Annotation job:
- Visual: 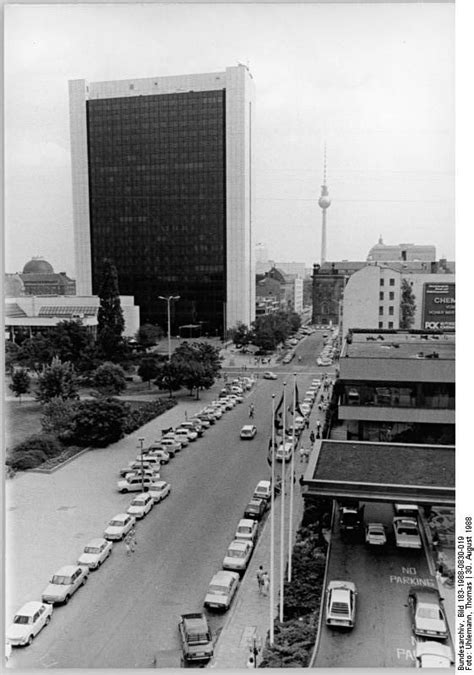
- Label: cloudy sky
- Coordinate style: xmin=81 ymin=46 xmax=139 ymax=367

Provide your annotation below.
xmin=5 ymin=1 xmax=454 ymax=275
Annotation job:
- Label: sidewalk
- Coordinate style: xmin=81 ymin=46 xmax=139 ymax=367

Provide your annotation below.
xmin=211 ymin=377 xmax=330 ymax=668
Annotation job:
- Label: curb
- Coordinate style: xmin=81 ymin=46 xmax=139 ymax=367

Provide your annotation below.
xmin=29 ymin=446 xmax=92 ymax=474
xmin=309 ymin=499 xmax=336 ymax=668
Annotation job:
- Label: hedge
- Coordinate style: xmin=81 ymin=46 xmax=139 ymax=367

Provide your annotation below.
xmin=9 ymin=434 xmax=62 ymax=459
xmin=123 ymin=398 xmax=177 ymax=434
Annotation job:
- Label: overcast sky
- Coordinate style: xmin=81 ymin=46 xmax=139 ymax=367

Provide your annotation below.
xmin=4 ymin=2 xmax=454 ymax=275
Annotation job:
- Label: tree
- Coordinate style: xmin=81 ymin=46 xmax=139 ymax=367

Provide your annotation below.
xmin=137 ymin=357 xmax=160 ymax=388
xmin=180 ymin=360 xmax=214 ymax=399
xmin=97 ymin=259 xmax=125 ymax=360
xmin=92 ymin=362 xmax=127 ymax=396
xmin=135 ymin=324 xmax=164 ymax=348
xmin=154 ymin=361 xmax=184 ymax=397
xmin=232 ymin=323 xmax=252 ymax=348
xmin=41 ymin=397 xmax=76 ymax=441
xmin=17 ymin=334 xmax=56 ymax=372
xmin=400 ymin=279 xmax=417 ymax=329
xmin=36 ymin=357 xmax=79 ymax=403
xmin=70 ymin=398 xmax=128 ymax=447
xmin=9 ymin=368 xmax=31 ymax=402
xmin=5 ymin=342 xmax=20 ymax=375
xmin=48 ymin=321 xmax=96 ymax=372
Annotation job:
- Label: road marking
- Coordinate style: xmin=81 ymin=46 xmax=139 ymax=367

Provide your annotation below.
xmin=389 ymin=574 xmax=435 ymax=587
xmin=396 ymin=648 xmax=415 ymax=661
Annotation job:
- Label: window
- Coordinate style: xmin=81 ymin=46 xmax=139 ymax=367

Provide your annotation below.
xmin=389 ymin=306 xmax=394 ymax=316
xmin=379 ymin=292 xmax=384 ymax=300
xmin=389 ymin=292 xmax=394 ymax=300
xmin=379 ymin=306 xmax=383 ymax=315
xmin=388 ymin=322 xmax=394 ymax=329
xmin=380 ymin=278 xmax=384 ymax=287
xmin=378 ymin=321 xmax=383 ymax=328
xmin=389 ymin=278 xmax=395 ymax=286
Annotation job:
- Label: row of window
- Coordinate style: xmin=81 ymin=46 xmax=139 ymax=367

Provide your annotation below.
xmin=380 ymin=278 xmax=396 ymax=286
xmin=379 ymin=291 xmax=395 ymax=300
xmin=379 ymin=321 xmax=394 ymax=329
xmin=379 ymin=306 xmax=395 ymax=316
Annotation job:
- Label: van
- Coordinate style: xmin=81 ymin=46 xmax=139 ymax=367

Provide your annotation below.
xmin=253 ymin=480 xmax=271 ymax=501
xmin=394 ymin=503 xmax=419 ymax=519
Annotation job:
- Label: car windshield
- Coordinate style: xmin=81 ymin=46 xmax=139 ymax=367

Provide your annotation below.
xmin=13 ymin=615 xmax=32 ymax=625
xmin=51 ymin=575 xmax=72 ymax=585
xmin=84 ymin=546 xmax=100 ymax=554
xmin=131 ymin=499 xmax=145 ymax=505
xmin=370 ymin=528 xmax=384 ymax=536
xmin=238 ymin=527 xmax=251 ymax=534
xmin=209 ymin=585 xmax=228 ymax=595
xmin=228 ymin=549 xmax=245 ymax=558
xmin=418 ymin=606 xmax=443 ymax=620
xmin=110 ymin=520 xmax=124 ymax=527
xmin=399 ymin=526 xmax=418 ymax=536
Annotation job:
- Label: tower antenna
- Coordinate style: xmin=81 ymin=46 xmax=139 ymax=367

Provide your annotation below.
xmin=318 ymin=143 xmax=331 ymax=265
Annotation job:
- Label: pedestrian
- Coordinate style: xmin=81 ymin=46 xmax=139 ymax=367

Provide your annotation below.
xmin=249 ymin=403 xmax=255 ymax=419
xmin=299 ymin=447 xmax=306 ymax=462
xmin=316 ymin=420 xmax=321 ymax=431
xmin=125 ymin=540 xmax=132 ymax=556
xmin=316 ymin=429 xmax=321 ymax=439
xmin=129 ymin=526 xmax=137 ymax=551
xmin=261 ymin=572 xmax=270 ymax=597
xmin=305 ymin=417 xmax=310 ymax=429
xmin=256 ymin=566 xmax=264 ymax=594
xmin=299 ymin=473 xmax=304 ymax=486
xmin=309 ymin=430 xmax=315 ymax=444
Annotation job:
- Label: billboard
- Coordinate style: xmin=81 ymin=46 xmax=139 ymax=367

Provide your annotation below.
xmin=422 ymin=282 xmax=455 ymax=331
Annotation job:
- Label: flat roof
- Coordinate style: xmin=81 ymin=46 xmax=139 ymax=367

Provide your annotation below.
xmin=343 ymin=334 xmax=455 ymax=361
xmin=312 ymin=441 xmax=454 ymax=488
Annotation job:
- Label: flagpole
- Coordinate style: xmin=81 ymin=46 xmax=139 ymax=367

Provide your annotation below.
xmin=279 ymin=381 xmax=287 ymax=622
xmin=269 ymin=394 xmax=276 ymax=645
xmin=288 ymin=372 xmax=297 ymax=581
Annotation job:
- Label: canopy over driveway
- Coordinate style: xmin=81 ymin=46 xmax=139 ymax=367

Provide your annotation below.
xmin=302 ymin=440 xmax=454 ymax=506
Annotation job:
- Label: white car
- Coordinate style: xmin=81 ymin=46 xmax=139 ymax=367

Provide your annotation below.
xmin=137 ymin=451 xmax=170 ymax=465
xmin=104 ymin=513 xmax=136 ymax=541
xmin=164 ymin=431 xmax=189 ymax=446
xmin=311 ymin=379 xmax=321 ymax=387
xmin=205 ymin=406 xmax=223 ymax=419
xmin=193 ymin=416 xmax=210 ymax=429
xmin=235 ymin=518 xmax=259 ymax=543
xmin=175 ymin=427 xmax=198 ymax=442
xmin=204 ymin=570 xmax=239 ymax=611
xmin=303 ymin=397 xmax=314 ymax=407
xmin=263 ymin=371 xmax=277 ymax=380
xmin=148 ymin=480 xmax=171 ymax=503
xmin=160 ymin=438 xmax=182 ymax=453
xmin=253 ymin=480 xmax=272 ymax=502
xmin=393 ymin=517 xmax=422 ymax=549
xmin=117 ymin=474 xmax=162 ymax=493
xmin=77 ymin=538 xmax=113 ymax=569
xmin=219 ymin=398 xmax=235 ymax=410
xmin=294 ymin=416 xmax=306 ymax=431
xmin=180 ymin=421 xmax=203 ymax=437
xmin=124 ymin=467 xmax=161 ymax=482
xmin=276 ymin=441 xmax=293 ymax=462
xmin=41 ymin=565 xmax=89 ymax=604
xmin=228 ymin=393 xmax=244 ymax=403
xmin=240 ymin=425 xmax=257 ymax=440
xmin=415 ymin=641 xmax=454 ymax=668
xmin=305 ymin=390 xmax=316 ymax=401
xmin=365 ymin=523 xmax=387 ymax=546
xmin=127 ymin=492 xmax=154 ymax=519
xmin=326 ymin=580 xmax=357 ymax=628
xmin=6 ymin=602 xmax=53 ymax=646
xmin=119 ymin=461 xmax=160 ymax=477
xmin=222 ymin=539 xmax=253 ymax=572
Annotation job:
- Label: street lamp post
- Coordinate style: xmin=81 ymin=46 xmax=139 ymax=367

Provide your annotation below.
xmin=158 ymin=295 xmax=180 ymax=361
xmin=137 ymin=437 xmax=145 ymax=491
xmin=247 ymin=634 xmax=262 ymax=668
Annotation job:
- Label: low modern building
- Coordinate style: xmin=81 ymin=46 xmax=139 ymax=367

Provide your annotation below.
xmin=5 ymin=295 xmax=140 ymax=341
xmin=335 ymin=330 xmax=455 ymax=445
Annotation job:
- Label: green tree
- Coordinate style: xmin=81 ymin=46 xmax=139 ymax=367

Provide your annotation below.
xmin=17 ymin=334 xmax=56 ymax=372
xmin=9 ymin=368 xmax=31 ymax=402
xmin=180 ymin=360 xmax=214 ymax=399
xmin=154 ymin=361 xmax=184 ymax=397
xmin=41 ymin=397 xmax=76 ymax=441
xmin=97 ymin=259 xmax=125 ymax=360
xmin=137 ymin=357 xmax=160 ymax=388
xmin=92 ymin=362 xmax=127 ymax=396
xmin=48 ymin=321 xmax=96 ymax=371
xmin=36 ymin=357 xmax=79 ymax=403
xmin=70 ymin=398 xmax=128 ymax=447
xmin=135 ymin=323 xmax=164 ymax=348
xmin=232 ymin=323 xmax=252 ymax=348
xmin=5 ymin=342 xmax=20 ymax=375
xmin=400 ymin=279 xmax=417 ymax=329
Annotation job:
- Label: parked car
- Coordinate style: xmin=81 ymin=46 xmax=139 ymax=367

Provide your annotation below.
xmin=178 ymin=612 xmax=214 ymax=664
xmin=138 ymin=450 xmax=170 ymax=465
xmin=193 ymin=415 xmax=211 ymax=429
xmin=394 ymin=503 xmax=419 ymax=519
xmin=253 ymin=480 xmax=272 ymax=502
xmin=148 ymin=480 xmax=171 ymax=503
xmin=41 ymin=565 xmax=89 ymax=604
xmin=204 ymin=570 xmax=239 ymax=611
xmin=77 ymin=538 xmax=113 ymax=569
xmin=160 ymin=438 xmax=182 ymax=453
xmin=181 ymin=420 xmax=203 ymax=437
xmin=117 ymin=474 xmax=162 ymax=493
xmin=104 ymin=513 xmax=136 ymax=541
xmin=407 ymin=587 xmax=448 ymax=640
xmin=240 ymin=424 xmax=257 ymax=440
xmin=415 ymin=641 xmax=454 ymax=668
xmin=263 ymin=371 xmax=277 ymax=380
xmin=163 ymin=431 xmax=188 ymax=447
xmin=294 ymin=416 xmax=306 ymax=431
xmin=235 ymin=518 xmax=259 ymax=543
xmin=176 ymin=427 xmax=198 ymax=443
xmin=222 ymin=539 xmax=253 ymax=573
xmin=198 ymin=412 xmax=216 ymax=424
xmin=124 ymin=467 xmax=161 ymax=482
xmin=365 ymin=522 xmax=387 ymax=547
xmin=228 ymin=393 xmax=244 ymax=404
xmin=325 ymin=580 xmax=357 ymax=628
xmin=127 ymin=492 xmax=154 ymax=519
xmin=119 ymin=461 xmax=160 ymax=477
xmin=393 ymin=517 xmax=422 ymax=549
xmin=6 ymin=602 xmax=53 ymax=646
xmin=276 ymin=441 xmax=293 ymax=462
xmin=244 ymin=498 xmax=267 ymax=521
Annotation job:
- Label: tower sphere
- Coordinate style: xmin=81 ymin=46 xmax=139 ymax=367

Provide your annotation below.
xmin=318 ymin=195 xmax=331 ymax=209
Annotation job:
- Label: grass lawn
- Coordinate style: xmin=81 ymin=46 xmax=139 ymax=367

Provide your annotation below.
xmin=4 ymin=400 xmax=44 ymax=450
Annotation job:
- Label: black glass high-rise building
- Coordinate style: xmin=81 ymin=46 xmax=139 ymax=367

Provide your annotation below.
xmin=69 ymin=67 xmax=255 ymax=334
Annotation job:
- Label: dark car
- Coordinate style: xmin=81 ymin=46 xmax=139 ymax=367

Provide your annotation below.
xmin=407 ymin=587 xmax=448 ymax=640
xmin=244 ymin=498 xmax=267 ymax=521
xmin=178 ymin=613 xmax=214 ymax=663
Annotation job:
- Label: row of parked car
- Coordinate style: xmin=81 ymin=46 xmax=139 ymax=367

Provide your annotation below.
xmin=274 ymin=378 xmax=321 ymax=462
xmin=281 ymin=326 xmax=315 ymax=364
xmin=178 ymin=479 xmax=271 ymax=664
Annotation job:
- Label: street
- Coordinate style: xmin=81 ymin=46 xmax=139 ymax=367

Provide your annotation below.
xmin=6 ymin=333 xmax=324 ymax=668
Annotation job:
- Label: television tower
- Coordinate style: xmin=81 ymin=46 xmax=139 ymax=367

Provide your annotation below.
xmin=318 ymin=146 xmax=331 ymax=264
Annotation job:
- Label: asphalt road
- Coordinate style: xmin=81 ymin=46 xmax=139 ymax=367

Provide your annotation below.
xmin=8 ymin=351 xmax=320 ymax=668
xmin=315 ymin=501 xmax=437 ymax=668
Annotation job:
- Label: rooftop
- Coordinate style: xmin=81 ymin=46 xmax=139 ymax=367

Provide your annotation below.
xmin=343 ymin=332 xmax=455 ymax=361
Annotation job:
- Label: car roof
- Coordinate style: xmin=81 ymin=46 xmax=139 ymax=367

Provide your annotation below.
xmin=85 ymin=538 xmax=107 ymax=547
xmin=211 ymin=570 xmax=239 ymax=583
xmin=367 ymin=522 xmax=384 ymax=529
xmin=182 ymin=613 xmax=209 ymax=631
xmin=16 ymin=601 xmax=46 ymax=616
xmin=54 ymin=565 xmax=80 ymax=575
xmin=247 ymin=498 xmax=263 ymax=506
xmin=237 ymin=518 xmax=256 ymax=528
xmin=132 ymin=492 xmax=151 ymax=500
xmin=111 ymin=513 xmax=130 ymax=521
xmin=241 ymin=425 xmax=255 ymax=431
xmin=256 ymin=480 xmax=271 ymax=488
xmin=328 ymin=580 xmax=356 ymax=593
xmin=229 ymin=540 xmax=250 ymax=550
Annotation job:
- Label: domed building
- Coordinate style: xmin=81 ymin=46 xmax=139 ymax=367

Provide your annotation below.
xmin=19 ymin=257 xmax=76 ymax=296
